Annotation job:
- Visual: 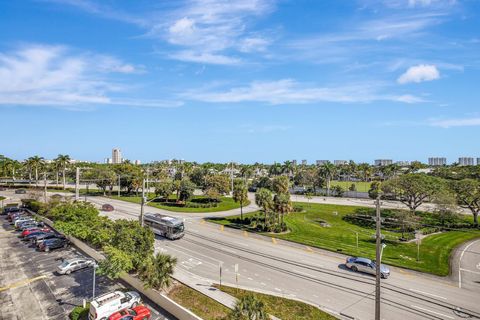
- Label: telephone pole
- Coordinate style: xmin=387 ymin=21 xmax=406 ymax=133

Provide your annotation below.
xmin=140 ymin=178 xmax=145 ymax=227
xmin=75 ymin=167 xmax=80 ymax=201
xmin=375 ymin=194 xmax=381 ymax=320
xmin=43 ymin=172 xmax=47 ymax=203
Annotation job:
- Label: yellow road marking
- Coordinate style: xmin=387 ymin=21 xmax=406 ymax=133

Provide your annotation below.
xmin=0 ymin=275 xmax=47 ymax=292
xmin=220 ymin=225 xmax=224 ymax=231
xmin=271 ymin=237 xmax=277 ymax=244
xmin=243 ymin=231 xmax=248 ymax=237
xmin=305 ymin=246 xmax=313 ymax=253
xmin=201 ymin=220 xmax=205 ymax=225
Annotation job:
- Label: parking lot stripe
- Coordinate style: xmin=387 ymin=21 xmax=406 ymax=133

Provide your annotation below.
xmin=0 ymin=275 xmax=47 ymax=292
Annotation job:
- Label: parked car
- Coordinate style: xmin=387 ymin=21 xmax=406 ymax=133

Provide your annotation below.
xmin=24 ymin=230 xmax=54 ymax=242
xmin=57 ymin=258 xmax=95 ymax=275
xmin=2 ymin=206 xmax=22 ymax=215
xmin=108 ymin=306 xmax=151 ymax=320
xmin=32 ymin=233 xmax=65 ymax=246
xmin=89 ymin=291 xmax=142 ymax=320
xmin=7 ymin=211 xmax=26 ymax=221
xmin=345 ymin=257 xmax=390 ymax=279
xmin=38 ymin=237 xmax=69 ymax=252
xmin=15 ymin=189 xmax=27 ymax=194
xmin=101 ymin=204 xmax=114 ymax=212
xmin=14 ymin=217 xmax=35 ymax=228
xmin=21 ymin=227 xmax=51 ymax=237
xmin=0 ymin=186 xmax=7 ymax=191
xmin=17 ymin=220 xmax=43 ymax=230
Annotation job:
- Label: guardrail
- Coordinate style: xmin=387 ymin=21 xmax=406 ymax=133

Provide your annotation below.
xmin=29 ymin=210 xmax=203 ymax=320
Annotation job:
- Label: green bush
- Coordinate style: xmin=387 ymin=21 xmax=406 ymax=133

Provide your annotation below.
xmin=69 ymin=304 xmax=90 ymax=320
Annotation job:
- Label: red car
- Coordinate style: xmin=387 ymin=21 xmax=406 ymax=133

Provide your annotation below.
xmin=21 ymin=227 xmax=50 ymax=237
xmin=108 ymin=306 xmax=151 ymax=320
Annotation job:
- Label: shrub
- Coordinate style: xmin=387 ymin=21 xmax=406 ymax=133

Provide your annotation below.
xmin=69 ymin=304 xmax=90 ymax=320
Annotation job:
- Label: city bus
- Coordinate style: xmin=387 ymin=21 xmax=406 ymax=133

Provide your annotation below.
xmin=143 ymin=213 xmax=185 ymax=240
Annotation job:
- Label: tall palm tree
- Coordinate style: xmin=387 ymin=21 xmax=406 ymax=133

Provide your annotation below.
xmin=318 ymin=161 xmax=336 ymax=196
xmin=54 ymin=154 xmax=71 ymax=189
xmin=268 ymin=162 xmax=283 ymax=176
xmin=255 ymin=188 xmax=273 ymax=230
xmin=273 ymin=193 xmax=292 ymax=225
xmin=26 ymin=156 xmax=45 ymax=186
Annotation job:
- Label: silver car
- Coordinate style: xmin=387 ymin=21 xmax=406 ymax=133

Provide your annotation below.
xmin=57 ymin=258 xmax=95 ymax=275
xmin=346 ymin=257 xmax=390 ymax=279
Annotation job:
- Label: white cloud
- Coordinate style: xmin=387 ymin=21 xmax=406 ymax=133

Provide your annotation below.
xmin=169 ymin=51 xmax=242 ymax=65
xmin=393 ymin=94 xmax=426 ymax=103
xmin=184 ymin=79 xmax=424 ymax=105
xmin=429 ymin=117 xmax=480 ymax=128
xmin=0 ymin=45 xmax=179 ymax=108
xmin=397 ymin=64 xmax=440 ymax=84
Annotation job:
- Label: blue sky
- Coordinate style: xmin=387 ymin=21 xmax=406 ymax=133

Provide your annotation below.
xmin=0 ymin=0 xmax=479 ymax=164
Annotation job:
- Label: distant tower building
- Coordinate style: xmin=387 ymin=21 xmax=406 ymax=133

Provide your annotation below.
xmin=334 ymin=160 xmax=348 ymax=166
xmin=104 ymin=158 xmax=112 ymax=164
xmin=292 ymin=160 xmax=297 ymax=166
xmin=301 ymin=159 xmax=307 ymax=165
xmin=395 ymin=161 xmax=410 ymax=167
xmin=112 ymin=148 xmax=123 ymax=164
xmin=316 ymin=160 xmax=329 ymax=166
xmin=428 ymin=157 xmax=446 ymax=166
xmin=458 ymin=157 xmax=474 ymax=166
xmin=134 ymin=160 xmax=141 ymax=165
xmin=374 ymin=159 xmax=393 ymax=166
xmin=477 ymin=158 xmax=480 ymax=165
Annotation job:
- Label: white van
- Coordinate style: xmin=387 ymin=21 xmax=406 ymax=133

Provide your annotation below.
xmin=88 ymin=291 xmax=141 ymax=320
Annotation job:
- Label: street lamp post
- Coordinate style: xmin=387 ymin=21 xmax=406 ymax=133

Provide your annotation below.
xmin=92 ymin=263 xmax=98 ymax=300
xmin=139 ymin=178 xmax=163 ymax=227
xmin=375 ymin=195 xmax=382 ymax=320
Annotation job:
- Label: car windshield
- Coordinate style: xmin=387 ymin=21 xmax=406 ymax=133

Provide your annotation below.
xmin=60 ymin=261 xmax=70 ymax=268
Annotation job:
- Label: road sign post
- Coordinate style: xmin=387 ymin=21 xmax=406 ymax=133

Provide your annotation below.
xmin=235 ymin=263 xmax=239 ymax=291
xmin=219 ymin=262 xmax=223 ymax=288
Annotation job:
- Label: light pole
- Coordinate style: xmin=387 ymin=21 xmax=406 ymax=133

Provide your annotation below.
xmin=375 ymin=195 xmax=382 ymax=320
xmin=139 ymin=178 xmax=163 ymax=227
xmin=117 ymin=174 xmax=121 ymax=197
xmin=92 ymin=262 xmax=98 ymax=300
xmin=43 ymin=172 xmax=47 ymax=203
xmin=75 ymin=167 xmax=80 ymax=201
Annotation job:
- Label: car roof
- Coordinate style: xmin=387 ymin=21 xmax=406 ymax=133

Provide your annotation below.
xmin=65 ymin=258 xmax=89 ymax=263
xmin=355 ymin=257 xmax=373 ymax=264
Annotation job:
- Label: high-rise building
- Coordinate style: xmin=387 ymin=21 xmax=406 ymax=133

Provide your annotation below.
xmin=104 ymin=158 xmax=112 ymax=164
xmin=374 ymin=159 xmax=393 ymax=166
xmin=477 ymin=158 xmax=480 ymax=165
xmin=334 ymin=160 xmax=348 ymax=166
xmin=316 ymin=160 xmax=329 ymax=166
xmin=292 ymin=160 xmax=297 ymax=166
xmin=458 ymin=157 xmax=474 ymax=166
xmin=428 ymin=157 xmax=446 ymax=166
xmin=301 ymin=159 xmax=307 ymax=165
xmin=134 ymin=160 xmax=141 ymax=165
xmin=395 ymin=161 xmax=410 ymax=167
xmin=112 ymin=148 xmax=123 ymax=164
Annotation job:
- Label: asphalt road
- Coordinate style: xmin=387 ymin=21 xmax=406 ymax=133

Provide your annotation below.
xmin=83 ymin=195 xmax=480 ymax=320
xmin=0 ymin=208 xmax=173 ymax=320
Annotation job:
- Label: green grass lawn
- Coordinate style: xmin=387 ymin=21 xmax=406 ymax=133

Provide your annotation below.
xmin=208 ymin=202 xmax=480 ymax=276
xmin=330 ymin=180 xmax=371 ymax=192
xmin=217 ymin=285 xmax=336 ymax=320
xmin=110 ymin=194 xmax=250 ymax=213
xmin=168 ymin=283 xmax=230 ymax=320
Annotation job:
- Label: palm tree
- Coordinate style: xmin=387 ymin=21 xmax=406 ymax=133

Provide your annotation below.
xmin=255 ymin=188 xmax=273 ymax=230
xmin=268 ymin=162 xmax=283 ymax=176
xmin=282 ymin=160 xmax=295 ymax=178
xmin=273 ymin=193 xmax=292 ymax=226
xmin=26 ymin=156 xmax=45 ymax=186
xmin=318 ymin=161 xmax=336 ymax=196
xmin=54 ymin=154 xmax=71 ymax=189
xmin=230 ymin=294 xmax=268 ymax=320
xmin=138 ymin=253 xmax=177 ymax=290
xmin=357 ymin=163 xmax=372 ymax=182
xmin=233 ymin=182 xmax=248 ymax=220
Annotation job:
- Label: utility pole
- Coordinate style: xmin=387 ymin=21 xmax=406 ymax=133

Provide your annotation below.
xmin=146 ymin=168 xmax=150 ymax=196
xmin=43 ymin=172 xmax=47 ymax=203
xmin=139 ymin=178 xmax=145 ymax=227
xmin=230 ymin=161 xmax=234 ymax=196
xmin=375 ymin=195 xmax=381 ymax=320
xmin=75 ymin=167 xmax=80 ymax=201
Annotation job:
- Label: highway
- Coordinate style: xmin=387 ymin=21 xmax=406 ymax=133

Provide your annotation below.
xmin=84 ymin=195 xmax=480 ymax=320
xmin=2 ymin=190 xmax=479 ymax=320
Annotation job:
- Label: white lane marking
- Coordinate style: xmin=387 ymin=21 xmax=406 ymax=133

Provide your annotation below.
xmin=254 ymin=273 xmax=259 ymax=277
xmin=460 ymin=268 xmax=480 ymax=275
xmin=459 ymin=239 xmax=480 ymax=288
xmin=238 ymin=242 xmax=249 ymax=247
xmin=260 ymin=282 xmax=266 ymax=286
xmin=410 ymin=305 xmax=454 ymax=319
xmin=274 ymin=288 xmax=282 ymax=292
xmin=247 ymin=277 xmax=253 ymax=281
xmin=291 ymin=268 xmax=317 ymax=278
xmin=167 ymin=242 xmax=222 ymax=265
xmin=409 ymin=289 xmax=447 ymax=300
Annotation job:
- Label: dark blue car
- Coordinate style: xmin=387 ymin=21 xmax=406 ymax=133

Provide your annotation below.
xmin=38 ymin=237 xmax=69 ymax=252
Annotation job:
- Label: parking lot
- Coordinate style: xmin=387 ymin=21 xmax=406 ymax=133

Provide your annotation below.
xmin=0 ymin=211 xmax=174 ymax=320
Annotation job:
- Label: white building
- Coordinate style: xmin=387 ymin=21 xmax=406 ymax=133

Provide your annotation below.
xmin=104 ymin=158 xmax=112 ymax=164
xmin=134 ymin=160 xmax=141 ymax=165
xmin=374 ymin=159 xmax=393 ymax=166
xmin=112 ymin=148 xmax=122 ymax=164
xmin=301 ymin=159 xmax=307 ymax=165
xmin=477 ymin=158 xmax=480 ymax=165
xmin=316 ymin=160 xmax=329 ymax=166
xmin=428 ymin=157 xmax=446 ymax=166
xmin=458 ymin=157 xmax=474 ymax=166
xmin=395 ymin=161 xmax=410 ymax=167
xmin=334 ymin=160 xmax=348 ymax=166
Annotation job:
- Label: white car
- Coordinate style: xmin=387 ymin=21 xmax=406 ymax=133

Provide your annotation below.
xmin=56 ymin=258 xmax=95 ymax=275
xmin=89 ymin=291 xmax=141 ymax=320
